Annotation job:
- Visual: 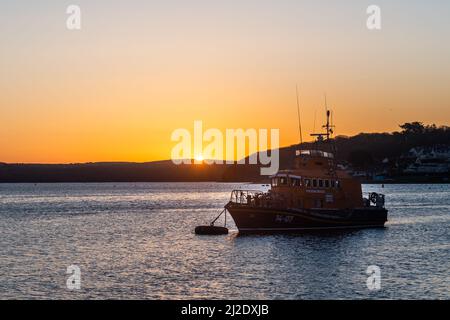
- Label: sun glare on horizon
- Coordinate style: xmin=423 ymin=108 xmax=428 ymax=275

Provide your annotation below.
xmin=195 ymin=155 xmax=204 ymax=162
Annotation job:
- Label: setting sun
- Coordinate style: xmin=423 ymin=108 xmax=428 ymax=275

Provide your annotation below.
xmin=195 ymin=155 xmax=204 ymax=162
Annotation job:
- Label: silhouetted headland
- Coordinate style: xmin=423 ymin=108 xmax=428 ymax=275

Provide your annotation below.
xmin=1 ymin=123 xmax=449 ymax=183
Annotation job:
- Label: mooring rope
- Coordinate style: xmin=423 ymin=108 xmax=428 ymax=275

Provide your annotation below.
xmin=210 ymin=208 xmax=227 ymax=227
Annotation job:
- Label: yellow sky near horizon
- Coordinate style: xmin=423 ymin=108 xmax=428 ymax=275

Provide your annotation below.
xmin=1 ymin=1 xmax=450 ymax=163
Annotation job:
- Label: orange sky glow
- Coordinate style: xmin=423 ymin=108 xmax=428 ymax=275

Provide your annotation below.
xmin=1 ymin=1 xmax=449 ymax=163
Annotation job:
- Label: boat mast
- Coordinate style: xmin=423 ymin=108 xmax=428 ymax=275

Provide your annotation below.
xmin=310 ymin=95 xmax=334 ymax=142
xmin=322 ymin=94 xmax=334 ymax=140
xmin=296 ymin=85 xmax=303 ymax=145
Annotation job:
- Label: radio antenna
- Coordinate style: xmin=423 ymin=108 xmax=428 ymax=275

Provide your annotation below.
xmin=322 ymin=93 xmax=334 ymax=140
xmin=330 ymin=110 xmax=334 ymax=138
xmin=296 ymin=85 xmax=303 ymax=144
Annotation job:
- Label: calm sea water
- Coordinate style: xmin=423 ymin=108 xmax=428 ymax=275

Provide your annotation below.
xmin=0 ymin=183 xmax=448 ymax=300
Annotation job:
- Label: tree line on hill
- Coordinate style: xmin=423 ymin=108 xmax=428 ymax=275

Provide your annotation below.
xmin=333 ymin=122 xmax=450 ymax=169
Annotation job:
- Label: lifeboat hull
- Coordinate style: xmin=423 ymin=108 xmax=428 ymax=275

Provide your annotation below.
xmin=225 ymin=202 xmax=388 ymax=234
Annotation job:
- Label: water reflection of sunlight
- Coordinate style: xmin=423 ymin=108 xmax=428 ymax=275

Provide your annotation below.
xmin=388 ymin=214 xmax=450 ymax=225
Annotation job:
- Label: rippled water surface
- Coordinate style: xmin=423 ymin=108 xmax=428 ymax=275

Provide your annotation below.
xmin=0 ymin=183 xmax=449 ymax=299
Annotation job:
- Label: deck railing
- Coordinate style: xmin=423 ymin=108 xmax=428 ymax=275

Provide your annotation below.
xmin=229 ymin=190 xmax=265 ymax=205
xmin=230 ymin=190 xmax=386 ymax=209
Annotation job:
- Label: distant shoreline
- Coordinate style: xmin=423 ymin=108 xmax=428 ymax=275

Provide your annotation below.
xmin=0 ymin=180 xmax=448 ymax=184
xmin=2 ymin=124 xmax=449 ymax=184
xmin=1 ymin=161 xmax=449 ymax=184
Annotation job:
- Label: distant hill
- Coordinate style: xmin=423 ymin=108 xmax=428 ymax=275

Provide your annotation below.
xmin=0 ymin=161 xmax=261 ymax=183
xmin=0 ymin=160 xmax=258 ymax=183
xmin=330 ymin=122 xmax=450 ymax=169
xmin=1 ymin=122 xmax=449 ymax=183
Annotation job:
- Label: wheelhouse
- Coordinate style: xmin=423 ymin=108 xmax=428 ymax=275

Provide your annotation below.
xmin=270 ymin=173 xmax=341 ymax=190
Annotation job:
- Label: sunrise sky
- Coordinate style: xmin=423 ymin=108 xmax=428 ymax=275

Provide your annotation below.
xmin=1 ymin=0 xmax=450 ymax=163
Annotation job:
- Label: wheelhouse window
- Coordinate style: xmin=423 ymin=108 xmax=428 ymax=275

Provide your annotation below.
xmin=312 ymin=179 xmax=318 ymax=187
xmin=324 ymin=180 xmax=330 ymax=188
xmin=271 ymin=178 xmax=278 ymax=187
xmin=335 ymin=180 xmax=340 ymax=188
xmin=290 ymin=177 xmax=301 ymax=187
xmin=331 ymin=180 xmax=335 ymax=188
xmin=305 ymin=179 xmax=311 ymax=187
xmin=318 ymin=179 xmax=324 ymax=188
xmin=279 ymin=177 xmax=288 ymax=185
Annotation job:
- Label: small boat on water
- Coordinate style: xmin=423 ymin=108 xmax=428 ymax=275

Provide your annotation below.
xmin=225 ymin=110 xmax=388 ymax=234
